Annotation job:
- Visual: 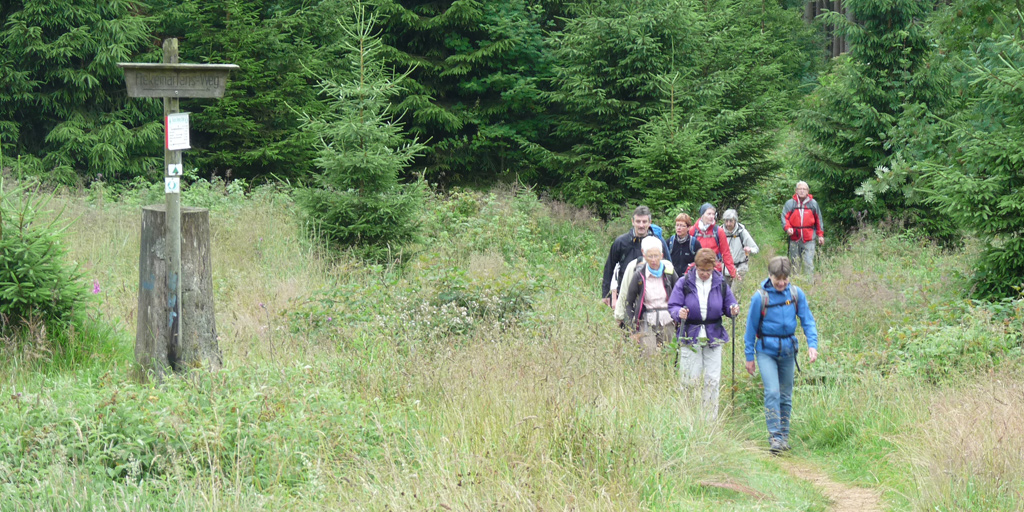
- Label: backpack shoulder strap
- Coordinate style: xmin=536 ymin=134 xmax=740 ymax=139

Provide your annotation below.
xmin=757 ymin=289 xmax=768 ymax=338
xmin=758 ymin=289 xmax=769 ymax=317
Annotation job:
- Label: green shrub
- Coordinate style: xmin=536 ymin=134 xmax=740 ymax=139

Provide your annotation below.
xmin=0 ymin=180 xmax=90 ymax=349
xmin=886 ymin=298 xmax=1024 ymax=382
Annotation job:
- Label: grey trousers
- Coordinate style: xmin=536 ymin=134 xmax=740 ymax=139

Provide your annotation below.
xmin=789 ymin=239 xmax=816 ymax=276
xmin=638 ymin=320 xmax=674 ymax=357
xmin=678 ymin=343 xmax=723 ymax=419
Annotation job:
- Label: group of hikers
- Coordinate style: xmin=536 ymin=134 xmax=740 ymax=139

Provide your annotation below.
xmin=600 ymin=182 xmax=825 ymax=454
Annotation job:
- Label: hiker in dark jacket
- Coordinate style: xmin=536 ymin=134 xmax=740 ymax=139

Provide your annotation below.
xmin=602 ymin=206 xmax=670 ymax=308
xmin=743 ymin=256 xmax=819 ymax=454
xmin=781 ymin=181 xmax=825 ymax=278
xmin=668 ymin=212 xmax=696 ymax=272
xmin=668 ymin=248 xmax=739 ymax=419
xmin=623 ymin=237 xmax=678 ymax=356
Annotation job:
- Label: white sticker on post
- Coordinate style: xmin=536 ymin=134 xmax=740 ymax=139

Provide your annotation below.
xmin=168 ymin=163 xmax=183 ymax=176
xmin=165 ymin=177 xmax=181 ymax=194
xmin=165 ymin=113 xmax=191 ymax=150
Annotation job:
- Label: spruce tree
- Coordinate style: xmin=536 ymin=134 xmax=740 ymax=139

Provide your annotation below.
xmin=913 ymin=7 xmax=1024 ymax=298
xmin=298 ymin=4 xmax=426 ymax=262
xmin=0 ymin=0 xmax=161 ymax=183
xmin=149 ymin=0 xmax=349 ymax=182
xmin=371 ymin=0 xmax=556 ymax=183
xmin=542 ymin=0 xmax=817 ymax=215
xmin=796 ymin=0 xmax=940 ymax=230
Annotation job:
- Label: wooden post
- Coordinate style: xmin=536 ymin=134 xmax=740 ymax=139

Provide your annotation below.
xmin=163 ymin=38 xmax=183 ymax=371
xmin=136 ymin=206 xmax=221 ymax=379
xmin=120 ymin=40 xmax=237 ymax=380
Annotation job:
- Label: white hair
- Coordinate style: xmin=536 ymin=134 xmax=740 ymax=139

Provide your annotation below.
xmin=796 ymin=181 xmax=809 ymax=189
xmin=641 ymin=236 xmax=662 ymax=255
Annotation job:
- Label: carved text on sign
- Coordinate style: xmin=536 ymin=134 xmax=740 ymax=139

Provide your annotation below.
xmin=118 ymin=63 xmax=239 ymax=98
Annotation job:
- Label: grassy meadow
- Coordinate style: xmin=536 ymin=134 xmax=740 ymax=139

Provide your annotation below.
xmin=1 ymin=180 xmax=1022 ymax=510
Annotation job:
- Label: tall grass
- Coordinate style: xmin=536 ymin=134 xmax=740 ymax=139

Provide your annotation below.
xmin=1 ymin=182 xmax=1021 ymax=510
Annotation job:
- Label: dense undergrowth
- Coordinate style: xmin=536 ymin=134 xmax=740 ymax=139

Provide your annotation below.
xmin=0 ymin=181 xmax=1021 ymax=510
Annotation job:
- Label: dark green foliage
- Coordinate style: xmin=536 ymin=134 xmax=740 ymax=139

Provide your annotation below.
xmin=298 ymin=5 xmax=427 ymax=262
xmin=0 ymin=179 xmax=89 ymax=341
xmin=371 ymin=0 xmax=556 ymax=183
xmin=796 ymin=0 xmax=940 ymax=230
xmin=149 ymin=0 xmax=351 ymax=182
xmin=541 ymin=0 xmax=818 ymax=216
xmin=915 ymin=14 xmax=1024 ymax=298
xmin=0 ymin=0 xmax=162 ymax=183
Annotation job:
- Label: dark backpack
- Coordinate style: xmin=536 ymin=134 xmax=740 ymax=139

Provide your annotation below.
xmin=756 ymin=286 xmax=799 ymax=338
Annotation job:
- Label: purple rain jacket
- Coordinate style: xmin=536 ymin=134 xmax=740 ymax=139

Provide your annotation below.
xmin=667 ymin=267 xmax=739 ymax=348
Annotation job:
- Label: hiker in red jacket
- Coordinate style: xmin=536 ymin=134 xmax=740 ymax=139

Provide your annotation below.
xmin=688 ymin=203 xmax=738 ymax=281
xmin=781 ymin=182 xmax=824 ymax=278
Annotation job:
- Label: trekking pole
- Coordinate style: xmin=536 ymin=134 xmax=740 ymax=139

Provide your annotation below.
xmin=731 ymin=315 xmax=736 ymax=403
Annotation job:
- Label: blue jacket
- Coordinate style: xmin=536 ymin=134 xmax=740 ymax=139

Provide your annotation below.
xmin=743 ymin=278 xmax=818 ymax=361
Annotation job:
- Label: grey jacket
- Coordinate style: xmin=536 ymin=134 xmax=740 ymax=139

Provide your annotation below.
xmin=724 ymin=223 xmax=758 ymax=275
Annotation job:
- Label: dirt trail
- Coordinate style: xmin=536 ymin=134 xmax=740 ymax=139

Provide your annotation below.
xmin=777 ymin=458 xmax=884 ymax=512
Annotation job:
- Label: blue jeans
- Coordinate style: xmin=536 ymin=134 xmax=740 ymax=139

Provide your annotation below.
xmin=756 ymin=352 xmax=795 ymax=441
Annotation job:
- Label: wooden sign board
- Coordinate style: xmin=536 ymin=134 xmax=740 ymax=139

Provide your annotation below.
xmin=118 ymin=63 xmax=239 ymax=98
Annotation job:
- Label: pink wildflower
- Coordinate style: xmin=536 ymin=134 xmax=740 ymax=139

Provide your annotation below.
xmin=92 ymin=279 xmax=101 ymax=294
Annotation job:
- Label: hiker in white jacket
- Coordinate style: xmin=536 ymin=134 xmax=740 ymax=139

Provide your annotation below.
xmin=722 ymin=209 xmax=758 ymax=288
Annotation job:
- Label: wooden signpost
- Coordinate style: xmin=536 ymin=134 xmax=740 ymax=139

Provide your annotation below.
xmin=119 ymin=39 xmax=238 ymax=380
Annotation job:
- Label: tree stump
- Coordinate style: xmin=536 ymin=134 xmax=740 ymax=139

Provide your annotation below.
xmin=136 ymin=205 xmax=221 ymax=380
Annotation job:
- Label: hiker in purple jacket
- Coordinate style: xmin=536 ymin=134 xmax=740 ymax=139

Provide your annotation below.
xmin=668 ymin=248 xmax=740 ymax=419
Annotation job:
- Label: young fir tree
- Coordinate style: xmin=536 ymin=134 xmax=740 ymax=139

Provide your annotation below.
xmin=298 ymin=5 xmax=427 ymax=263
xmin=0 ymin=179 xmax=89 ymax=343
xmin=0 ymin=0 xmax=161 ymax=183
xmin=796 ymin=0 xmax=941 ymax=231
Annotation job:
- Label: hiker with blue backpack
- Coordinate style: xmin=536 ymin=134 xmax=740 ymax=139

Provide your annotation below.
xmin=743 ymin=256 xmax=819 ymax=454
xmin=602 ymin=206 xmax=671 ymax=309
xmin=688 ymin=203 xmax=738 ymax=282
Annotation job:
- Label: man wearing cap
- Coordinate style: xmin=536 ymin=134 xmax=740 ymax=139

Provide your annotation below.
xmin=688 ymin=203 xmax=737 ymax=280
xmin=722 ymin=209 xmax=759 ymax=288
xmin=781 ymin=181 xmax=825 ymax=278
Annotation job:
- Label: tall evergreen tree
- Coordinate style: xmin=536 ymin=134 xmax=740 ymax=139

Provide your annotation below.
xmin=148 ymin=0 xmax=350 ymax=182
xmin=540 ymin=0 xmax=817 ymax=215
xmin=908 ymin=4 xmax=1024 ymax=297
xmin=796 ymin=0 xmax=940 ymax=230
xmin=0 ymin=0 xmax=161 ymax=182
xmin=371 ymin=0 xmax=557 ymax=183
xmin=298 ymin=4 xmax=427 ymax=262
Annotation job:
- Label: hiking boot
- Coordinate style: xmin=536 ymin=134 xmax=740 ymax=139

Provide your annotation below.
xmin=769 ymin=438 xmax=785 ymax=454
xmin=780 ymin=439 xmax=791 ymax=452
